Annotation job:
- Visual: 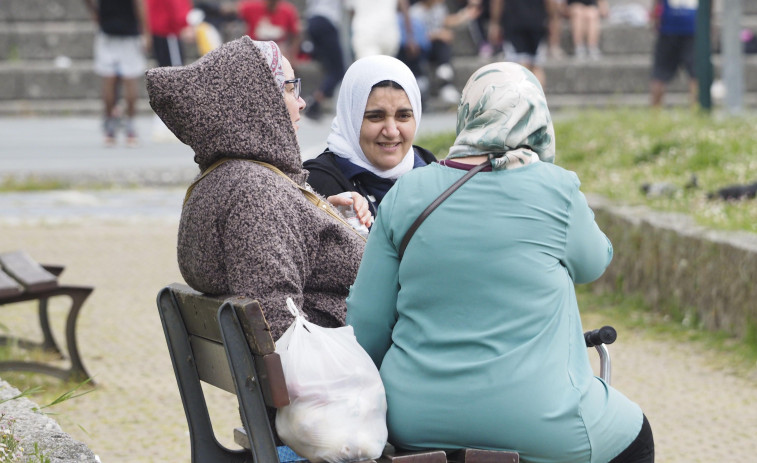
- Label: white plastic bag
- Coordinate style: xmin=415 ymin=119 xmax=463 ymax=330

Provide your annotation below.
xmin=275 ymin=298 xmax=388 ymax=463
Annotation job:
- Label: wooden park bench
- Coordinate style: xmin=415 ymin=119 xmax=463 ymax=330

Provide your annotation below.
xmin=0 ymin=250 xmax=94 ymax=382
xmin=157 ymin=283 xmax=520 ymax=463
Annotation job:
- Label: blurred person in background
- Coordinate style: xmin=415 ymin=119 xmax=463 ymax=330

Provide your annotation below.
xmin=488 ymin=0 xmax=552 ymax=85
xmin=402 ymin=0 xmax=480 ymax=105
xmin=220 ymin=0 xmax=302 ymax=61
xmin=302 ymin=0 xmax=346 ymax=120
xmin=146 ymin=0 xmax=194 ymax=67
xmin=464 ymin=0 xmax=495 ymax=58
xmin=348 ymin=0 xmax=415 ymax=60
xmin=83 ymin=0 xmax=150 ymax=147
xmin=649 ymin=0 xmax=702 ymax=107
xmin=567 ymin=0 xmax=608 ymax=60
xmin=548 ymin=0 xmax=567 ymax=59
xmin=145 ymin=0 xmax=195 ymax=142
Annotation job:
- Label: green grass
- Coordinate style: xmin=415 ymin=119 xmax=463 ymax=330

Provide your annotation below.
xmin=0 ymin=176 xmax=143 ymax=192
xmin=416 ymin=108 xmax=757 ymax=233
xmin=0 ymin=177 xmax=72 ymax=192
xmin=555 ymin=108 xmax=757 ymax=233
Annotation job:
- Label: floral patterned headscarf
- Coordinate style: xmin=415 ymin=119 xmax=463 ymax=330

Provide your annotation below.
xmin=251 ymin=40 xmax=286 ymax=93
xmin=447 ymin=62 xmax=555 ymax=170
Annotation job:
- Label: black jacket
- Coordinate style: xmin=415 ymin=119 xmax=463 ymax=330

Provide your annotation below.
xmin=304 ymin=145 xmax=438 ymax=216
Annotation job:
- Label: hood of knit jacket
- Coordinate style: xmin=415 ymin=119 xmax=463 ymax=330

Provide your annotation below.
xmin=145 ymin=35 xmax=306 ymax=183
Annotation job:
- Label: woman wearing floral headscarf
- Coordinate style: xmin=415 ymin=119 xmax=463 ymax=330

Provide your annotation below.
xmin=346 ymin=63 xmax=654 ymax=462
xmin=304 ymin=54 xmax=437 ymax=218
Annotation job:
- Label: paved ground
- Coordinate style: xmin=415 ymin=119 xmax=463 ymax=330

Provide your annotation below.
xmin=0 ymin=111 xmax=459 ymax=184
xmin=2 ymin=112 xmax=757 ymax=462
xmin=0 ymin=111 xmax=458 ymax=222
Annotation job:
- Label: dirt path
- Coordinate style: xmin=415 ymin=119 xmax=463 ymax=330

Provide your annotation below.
xmin=2 ymin=219 xmax=756 ymax=462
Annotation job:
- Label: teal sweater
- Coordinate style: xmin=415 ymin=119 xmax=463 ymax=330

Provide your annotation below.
xmin=346 ymin=162 xmax=642 ymax=463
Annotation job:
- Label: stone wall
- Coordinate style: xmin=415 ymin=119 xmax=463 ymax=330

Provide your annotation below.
xmin=0 ymin=379 xmax=98 ymax=463
xmin=588 ymin=194 xmax=757 ymax=340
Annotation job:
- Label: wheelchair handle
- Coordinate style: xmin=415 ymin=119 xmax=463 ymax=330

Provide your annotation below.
xmin=584 ymin=325 xmax=617 ymax=348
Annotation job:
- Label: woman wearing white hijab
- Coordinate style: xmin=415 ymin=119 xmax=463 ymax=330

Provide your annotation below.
xmin=346 ymin=63 xmax=653 ymax=463
xmin=304 ymin=55 xmax=438 ymax=217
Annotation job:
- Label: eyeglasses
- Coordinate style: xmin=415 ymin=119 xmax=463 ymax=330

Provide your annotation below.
xmin=283 ymin=78 xmax=301 ymax=100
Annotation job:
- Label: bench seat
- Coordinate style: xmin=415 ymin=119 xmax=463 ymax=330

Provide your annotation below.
xmin=234 ymin=427 xmax=519 ymax=462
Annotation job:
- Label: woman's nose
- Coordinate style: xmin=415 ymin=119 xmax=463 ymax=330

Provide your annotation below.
xmin=382 ymin=119 xmax=400 ymax=137
xmin=298 ymin=96 xmax=306 ymax=110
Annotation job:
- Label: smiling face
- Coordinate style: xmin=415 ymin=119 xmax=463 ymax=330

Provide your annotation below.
xmin=281 ymin=56 xmax=306 ymax=131
xmin=358 ymin=86 xmax=417 ymax=170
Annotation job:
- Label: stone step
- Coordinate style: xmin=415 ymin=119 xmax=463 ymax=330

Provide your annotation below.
xmin=0 ymin=60 xmax=106 ymax=101
xmin=4 ymin=18 xmax=757 ymax=62
xmin=0 ymin=0 xmax=90 ymax=22
xmin=1 ymin=53 xmax=752 ymax=103
xmin=452 ymin=54 xmax=757 ymax=95
xmin=0 ymin=21 xmax=96 ymax=61
xmin=4 ymin=3 xmax=757 ymax=60
xmin=3 ymin=0 xmax=757 ymax=22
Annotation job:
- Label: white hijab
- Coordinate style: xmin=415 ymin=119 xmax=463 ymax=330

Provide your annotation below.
xmin=326 ymin=55 xmax=422 ymax=180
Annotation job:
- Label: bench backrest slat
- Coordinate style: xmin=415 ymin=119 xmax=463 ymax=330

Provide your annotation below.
xmin=189 ymin=335 xmax=236 ymax=394
xmin=171 ymin=286 xmax=226 ymax=343
xmin=0 ymin=250 xmax=58 ymax=292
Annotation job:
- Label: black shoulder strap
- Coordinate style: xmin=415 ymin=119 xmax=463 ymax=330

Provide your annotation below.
xmin=398 ymin=160 xmax=489 ymax=260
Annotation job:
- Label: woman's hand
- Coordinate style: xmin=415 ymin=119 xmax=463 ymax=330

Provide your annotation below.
xmin=327 ymin=192 xmax=374 ymax=228
xmin=350 ymin=193 xmax=373 ymax=228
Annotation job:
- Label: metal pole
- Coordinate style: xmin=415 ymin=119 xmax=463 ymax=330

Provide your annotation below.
xmin=721 ymin=0 xmax=744 ymax=113
xmin=696 ymin=0 xmax=713 ymax=110
xmin=340 ymin=1 xmax=353 ymax=69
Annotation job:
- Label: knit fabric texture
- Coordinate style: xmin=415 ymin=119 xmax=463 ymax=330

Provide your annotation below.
xmin=146 ymin=36 xmax=365 ymax=339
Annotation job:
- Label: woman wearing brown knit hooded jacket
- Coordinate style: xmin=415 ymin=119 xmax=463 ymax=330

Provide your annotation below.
xmin=145 ymin=36 xmax=367 ymax=339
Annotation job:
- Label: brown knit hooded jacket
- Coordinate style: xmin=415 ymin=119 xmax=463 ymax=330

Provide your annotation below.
xmin=146 ymin=36 xmax=365 ymax=339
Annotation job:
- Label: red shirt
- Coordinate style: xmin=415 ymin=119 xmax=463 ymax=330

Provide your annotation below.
xmin=237 ymin=0 xmax=300 ymax=44
xmin=146 ymin=0 xmax=192 ymax=36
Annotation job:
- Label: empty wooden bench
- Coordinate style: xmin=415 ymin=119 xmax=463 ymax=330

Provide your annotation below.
xmin=0 ymin=250 xmax=94 ymax=382
xmin=157 ymin=283 xmax=520 ymax=463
